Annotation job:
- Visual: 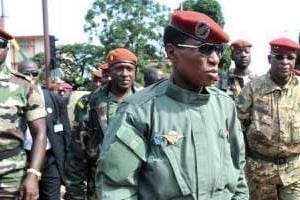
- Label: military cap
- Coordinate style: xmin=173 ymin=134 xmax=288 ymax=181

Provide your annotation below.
xmin=0 ymin=28 xmax=13 ymax=41
xmin=58 ymin=82 xmax=73 ymax=91
xmin=231 ymin=40 xmax=252 ymax=49
xmin=91 ymin=69 xmax=103 ymax=78
xmin=99 ymin=63 xmax=108 ymax=70
xmin=270 ymin=37 xmax=300 ymax=53
xmin=169 ymin=10 xmax=229 ymax=43
xmin=106 ymin=48 xmax=137 ymax=67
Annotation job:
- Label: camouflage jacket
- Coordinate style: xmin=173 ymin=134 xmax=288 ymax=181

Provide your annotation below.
xmin=236 ymin=72 xmax=300 ymax=157
xmin=0 ymin=68 xmax=46 ymax=175
xmin=219 ymin=68 xmax=257 ymax=99
xmin=64 ymin=84 xmax=142 ymax=200
xmin=236 ymin=72 xmax=300 ymax=186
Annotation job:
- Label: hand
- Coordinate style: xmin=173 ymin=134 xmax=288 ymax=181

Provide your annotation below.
xmin=19 ymin=173 xmax=39 ymax=200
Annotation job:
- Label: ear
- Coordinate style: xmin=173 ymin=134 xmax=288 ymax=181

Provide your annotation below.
xmin=165 ymin=43 xmax=177 ymax=63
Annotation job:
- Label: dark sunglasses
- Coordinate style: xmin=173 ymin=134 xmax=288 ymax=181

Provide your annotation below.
xmin=23 ymin=70 xmax=39 ymax=77
xmin=176 ymin=43 xmax=224 ymax=57
xmin=271 ymin=53 xmax=296 ymax=61
xmin=0 ymin=41 xmax=8 ymax=49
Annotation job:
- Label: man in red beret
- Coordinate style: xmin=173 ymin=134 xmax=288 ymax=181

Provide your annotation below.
xmin=236 ymin=37 xmax=300 ymax=199
xmin=95 ymin=10 xmax=249 ymax=199
xmin=0 ymin=29 xmax=47 ymax=199
xmin=219 ymin=39 xmax=256 ymax=99
xmin=65 ymin=48 xmax=142 ymax=200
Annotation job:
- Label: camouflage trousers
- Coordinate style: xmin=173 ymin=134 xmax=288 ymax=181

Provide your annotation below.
xmin=246 ymin=157 xmax=300 ymax=200
xmin=0 ymin=151 xmax=26 ymax=199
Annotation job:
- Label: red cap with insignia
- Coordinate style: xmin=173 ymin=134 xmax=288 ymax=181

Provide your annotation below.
xmin=270 ymin=37 xmax=299 ymax=54
xmin=106 ymin=48 xmax=137 ymax=67
xmin=58 ymin=82 xmax=73 ymax=91
xmin=0 ymin=29 xmax=13 ymax=41
xmin=169 ymin=10 xmax=229 ymax=43
xmin=231 ymin=40 xmax=252 ymax=49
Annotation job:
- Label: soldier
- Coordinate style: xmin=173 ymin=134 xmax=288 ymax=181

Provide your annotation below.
xmin=64 ymin=48 xmax=141 ymax=200
xmin=95 ymin=11 xmax=248 ymax=199
xmin=236 ymin=37 xmax=300 ymax=199
xmin=144 ymin=67 xmax=167 ymax=87
xmin=220 ymin=39 xmax=256 ymax=99
xmin=0 ymin=29 xmax=47 ymax=199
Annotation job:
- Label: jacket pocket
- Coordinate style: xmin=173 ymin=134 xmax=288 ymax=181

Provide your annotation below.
xmin=144 ymin=144 xmax=192 ymax=199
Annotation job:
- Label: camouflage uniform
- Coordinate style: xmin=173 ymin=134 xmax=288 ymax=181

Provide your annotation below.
xmin=219 ymin=68 xmax=257 ymax=99
xmin=0 ymin=68 xmax=46 ymax=198
xmin=236 ymin=72 xmax=300 ymax=199
xmin=64 ymin=84 xmax=140 ymax=200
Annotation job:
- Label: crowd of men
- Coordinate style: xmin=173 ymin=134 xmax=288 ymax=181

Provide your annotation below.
xmin=0 ymin=8 xmax=300 ymax=200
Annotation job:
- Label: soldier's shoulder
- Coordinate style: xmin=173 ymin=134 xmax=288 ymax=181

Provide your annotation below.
xmin=207 ymin=86 xmax=233 ymax=101
xmin=8 ymin=70 xmax=33 ymax=88
xmin=247 ymin=74 xmax=267 ymax=86
xmin=125 ymin=79 xmax=168 ymax=106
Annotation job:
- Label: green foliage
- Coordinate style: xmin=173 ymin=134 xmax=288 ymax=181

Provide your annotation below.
xmin=182 ymin=0 xmax=231 ymax=72
xmin=182 ymin=0 xmax=225 ymax=27
xmin=32 ymin=43 xmax=105 ymax=89
xmin=84 ymin=0 xmax=170 ymax=82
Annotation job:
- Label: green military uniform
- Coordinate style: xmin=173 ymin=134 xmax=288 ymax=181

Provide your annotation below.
xmin=219 ymin=68 xmax=257 ymax=99
xmin=64 ymin=84 xmax=138 ymax=200
xmin=236 ymin=72 xmax=300 ymax=199
xmin=0 ymin=68 xmax=46 ymax=198
xmin=95 ymin=79 xmax=248 ymax=199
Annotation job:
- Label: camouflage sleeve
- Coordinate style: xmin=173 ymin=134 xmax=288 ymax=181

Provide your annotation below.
xmin=26 ymin=86 xmax=47 ymax=121
xmin=235 ymin=83 xmax=253 ymax=133
xmin=64 ymin=100 xmax=90 ymax=200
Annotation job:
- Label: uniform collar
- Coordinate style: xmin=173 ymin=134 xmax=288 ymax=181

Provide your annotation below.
xmin=261 ymin=72 xmax=298 ymax=94
xmin=166 ymin=77 xmax=211 ymax=105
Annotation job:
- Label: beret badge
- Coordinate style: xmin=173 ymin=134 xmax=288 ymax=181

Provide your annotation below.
xmin=195 ymin=22 xmax=210 ymax=40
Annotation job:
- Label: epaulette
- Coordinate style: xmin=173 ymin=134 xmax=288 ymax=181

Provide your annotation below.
xmin=9 ymin=69 xmax=32 ymax=82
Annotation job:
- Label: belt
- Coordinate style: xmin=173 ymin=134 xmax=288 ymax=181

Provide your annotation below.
xmin=248 ymin=151 xmax=298 ymax=165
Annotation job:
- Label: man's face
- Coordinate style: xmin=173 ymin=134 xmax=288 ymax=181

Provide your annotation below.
xmin=232 ymin=47 xmax=251 ymax=69
xmin=19 ymin=63 xmax=40 ymax=85
xmin=167 ymin=38 xmax=221 ymax=89
xmin=269 ymin=52 xmax=297 ymax=81
xmin=108 ymin=62 xmax=136 ymax=91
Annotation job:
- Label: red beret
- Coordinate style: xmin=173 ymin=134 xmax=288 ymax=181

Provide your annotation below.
xmin=231 ymin=40 xmax=252 ymax=48
xmin=91 ymin=69 xmax=103 ymax=78
xmin=170 ymin=10 xmax=229 ymax=43
xmin=99 ymin=63 xmax=108 ymax=70
xmin=58 ymin=82 xmax=73 ymax=91
xmin=270 ymin=37 xmax=299 ymax=54
xmin=0 ymin=29 xmax=13 ymax=41
xmin=106 ymin=48 xmax=137 ymax=67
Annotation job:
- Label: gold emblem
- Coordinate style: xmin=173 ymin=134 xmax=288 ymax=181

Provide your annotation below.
xmin=195 ymin=22 xmax=210 ymax=39
xmin=163 ymin=131 xmax=183 ymax=145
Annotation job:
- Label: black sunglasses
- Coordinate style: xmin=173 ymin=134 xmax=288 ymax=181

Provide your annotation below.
xmin=271 ymin=53 xmax=296 ymax=61
xmin=176 ymin=43 xmax=224 ymax=57
xmin=23 ymin=70 xmax=39 ymax=77
xmin=0 ymin=41 xmax=8 ymax=49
